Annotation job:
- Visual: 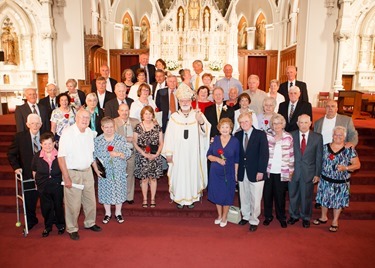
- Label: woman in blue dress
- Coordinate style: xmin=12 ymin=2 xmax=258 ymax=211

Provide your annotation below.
xmin=93 ymin=117 xmax=131 ymax=224
xmin=314 ymin=126 xmax=360 ymax=232
xmin=207 ymin=118 xmax=239 ymax=227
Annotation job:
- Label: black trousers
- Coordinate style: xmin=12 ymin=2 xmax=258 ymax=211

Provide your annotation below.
xmin=24 ymin=190 xmax=39 ymax=229
xmin=39 ymin=183 xmax=65 ymax=229
xmin=263 ymin=173 xmax=288 ymax=221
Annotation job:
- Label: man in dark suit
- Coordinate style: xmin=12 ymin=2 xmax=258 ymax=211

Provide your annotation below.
xmin=8 ymin=114 xmax=42 ymax=231
xmin=155 ymin=75 xmax=178 ymax=133
xmin=151 ymin=69 xmax=167 ymax=99
xmin=204 ymin=87 xmax=234 ymax=139
xmin=104 ymin=82 xmax=134 ymax=118
xmin=15 ymin=88 xmax=50 ymax=134
xmin=278 ymin=86 xmax=312 ymax=132
xmin=91 ymin=64 xmax=117 ymax=93
xmin=38 ymin=83 xmax=58 ymax=118
xmin=289 ymin=114 xmax=323 ymax=228
xmin=130 ymin=53 xmax=156 ymax=84
xmin=278 ymin=66 xmax=309 ymax=103
xmin=94 ymin=76 xmax=115 ymax=111
xmin=235 ymin=112 xmax=269 ymax=232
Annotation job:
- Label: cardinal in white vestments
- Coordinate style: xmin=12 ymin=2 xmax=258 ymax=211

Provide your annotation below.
xmin=163 ymin=83 xmax=211 ymax=208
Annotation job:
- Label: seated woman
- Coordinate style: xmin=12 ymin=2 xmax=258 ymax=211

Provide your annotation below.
xmin=314 ymin=126 xmax=360 ymax=232
xmin=233 ymin=93 xmax=259 ymax=133
xmin=50 ymin=92 xmax=76 ymax=145
xmin=32 ymin=132 xmax=65 ymax=237
xmin=93 ymin=117 xmax=131 ymax=224
xmin=133 ymin=106 xmax=164 ymax=208
xmin=128 ymin=68 xmax=148 ymax=101
xmin=191 ymin=85 xmax=213 ymax=113
xmin=257 ymin=97 xmax=277 ymax=133
xmin=85 ymin=93 xmax=104 ymax=135
xmin=121 ymin=68 xmax=135 ymax=95
xmin=129 ymin=83 xmax=157 ymax=121
xmin=225 ymin=87 xmax=240 ymax=110
xmin=267 ymin=79 xmax=285 ymax=112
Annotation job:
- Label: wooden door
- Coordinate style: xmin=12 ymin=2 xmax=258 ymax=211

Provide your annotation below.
xmin=342 ymin=75 xmax=353 ymax=91
xmin=37 ymin=73 xmax=48 ymax=99
xmin=247 ymin=56 xmax=267 ymax=91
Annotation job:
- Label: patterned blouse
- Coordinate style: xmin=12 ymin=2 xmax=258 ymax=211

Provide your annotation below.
xmin=50 ymin=107 xmax=76 ymax=136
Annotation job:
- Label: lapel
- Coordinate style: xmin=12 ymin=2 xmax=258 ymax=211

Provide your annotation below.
xmin=291 ymin=101 xmax=302 ymax=121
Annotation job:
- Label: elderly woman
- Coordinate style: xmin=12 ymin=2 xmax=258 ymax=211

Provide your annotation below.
xmin=93 ymin=117 xmax=131 ymax=224
xmin=133 ymin=106 xmax=164 ymax=208
xmin=178 ymin=68 xmax=193 ymax=88
xmin=207 ymin=118 xmax=239 ymax=227
xmin=202 ymin=73 xmax=214 ymax=98
xmin=191 ymin=85 xmax=213 ymax=113
xmin=225 ymin=87 xmax=240 ymax=110
xmin=263 ymin=113 xmax=294 ymax=228
xmin=129 ymin=83 xmax=157 ymax=121
xmin=65 ymin=78 xmax=86 ymax=110
xmin=267 ymin=79 xmax=285 ymax=112
xmin=128 ymin=68 xmax=148 ymax=101
xmin=233 ymin=93 xmax=259 ymax=133
xmin=32 ymin=132 xmax=65 ymax=237
xmin=85 ymin=93 xmax=104 ymax=135
xmin=257 ymin=97 xmax=277 ymax=133
xmin=121 ymin=68 xmax=135 ymax=94
xmin=50 ymin=92 xmax=76 ymax=144
xmin=314 ymin=126 xmax=360 ymax=232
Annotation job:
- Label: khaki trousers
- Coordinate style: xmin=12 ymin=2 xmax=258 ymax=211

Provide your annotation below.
xmin=126 ymin=153 xmax=135 ymax=201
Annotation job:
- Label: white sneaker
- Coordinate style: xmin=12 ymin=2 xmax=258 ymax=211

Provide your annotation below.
xmin=214 ymin=218 xmax=222 ymax=225
xmin=220 ymin=221 xmax=227 ymax=228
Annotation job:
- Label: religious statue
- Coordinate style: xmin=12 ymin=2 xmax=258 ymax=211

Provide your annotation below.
xmin=123 ymin=18 xmax=131 ymax=49
xmin=3 ymin=74 xmax=10 ymax=84
xmin=204 ymin=9 xmax=210 ymax=31
xmin=256 ymin=19 xmax=266 ymax=50
xmin=178 ymin=8 xmax=184 ymax=31
xmin=1 ymin=18 xmax=17 ymax=65
xmin=140 ymin=20 xmax=149 ymax=48
xmin=188 ymin=0 xmax=200 ymax=29
xmin=238 ymin=22 xmax=247 ymax=49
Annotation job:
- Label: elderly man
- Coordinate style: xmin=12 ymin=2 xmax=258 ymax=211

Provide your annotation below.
xmin=234 ymin=112 xmax=269 ymax=232
xmin=278 ymin=86 xmax=312 ymax=132
xmin=91 ymin=64 xmax=117 ymax=93
xmin=130 ymin=53 xmax=156 ymax=84
xmin=190 ymin=60 xmax=205 ymax=90
xmin=243 ymin=74 xmax=267 ymax=115
xmin=15 ymin=88 xmax=50 ymax=134
xmin=151 ymin=69 xmax=167 ymax=99
xmin=94 ymin=76 xmax=115 ymax=110
xmin=39 ymin=83 xmax=58 ymax=117
xmin=8 ymin=114 xmax=42 ymax=231
xmin=114 ymin=103 xmax=139 ymax=204
xmin=163 ymin=84 xmax=211 ymax=209
xmin=215 ymin=64 xmax=243 ymax=100
xmin=104 ymin=82 xmax=134 ymax=118
xmin=58 ymin=109 xmax=102 ymax=240
xmin=289 ymin=114 xmax=323 ymax=228
xmin=278 ymin=66 xmax=309 ymax=103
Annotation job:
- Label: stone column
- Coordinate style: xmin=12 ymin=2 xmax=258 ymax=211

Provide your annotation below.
xmin=92 ymin=11 xmax=99 ymax=35
xmin=133 ymin=26 xmax=141 ymax=49
xmin=246 ymin=27 xmax=256 ymax=50
xmin=289 ymin=11 xmax=298 ymax=45
xmin=333 ymin=33 xmax=349 ymax=92
xmin=358 ymin=35 xmax=373 ymax=71
xmin=265 ymin=24 xmax=274 ymax=50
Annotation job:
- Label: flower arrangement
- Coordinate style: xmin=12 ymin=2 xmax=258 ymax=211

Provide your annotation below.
xmin=107 ymin=145 xmax=115 ymax=179
xmin=217 ymin=148 xmax=227 ymax=185
xmin=166 ymin=60 xmax=180 ymax=71
xmin=209 ymin=60 xmax=222 ymax=71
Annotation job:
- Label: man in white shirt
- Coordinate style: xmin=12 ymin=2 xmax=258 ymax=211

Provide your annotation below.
xmin=278 ymin=66 xmax=309 ymax=102
xmin=190 ymin=60 xmax=205 ymax=90
xmin=91 ymin=65 xmax=118 ymax=93
xmin=95 ymin=76 xmax=115 ymax=110
xmin=151 ymin=69 xmax=167 ymax=99
xmin=39 ymin=83 xmax=58 ymax=117
xmin=215 ymin=64 xmax=243 ymax=100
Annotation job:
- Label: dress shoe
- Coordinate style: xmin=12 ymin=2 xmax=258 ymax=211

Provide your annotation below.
xmin=238 ymin=219 xmax=249 ymax=225
xmin=302 ymin=220 xmax=310 ymax=228
xmin=315 ymin=203 xmax=322 ymax=209
xmin=58 ymin=227 xmax=65 ymax=235
xmin=85 ymin=224 xmax=102 ymax=232
xmin=69 ymin=232 xmax=80 ymax=240
xmin=263 ymin=218 xmax=273 ymax=226
xmin=127 ymin=200 xmax=134 ymax=205
xmin=287 ymin=218 xmax=299 ymax=225
xmin=42 ymin=228 xmax=51 ymax=237
xmin=214 ymin=218 xmax=222 ymax=225
xmin=249 ymin=224 xmax=258 ymax=232
xmin=220 ymin=221 xmax=227 ymax=228
xmin=280 ymin=220 xmax=287 ymax=228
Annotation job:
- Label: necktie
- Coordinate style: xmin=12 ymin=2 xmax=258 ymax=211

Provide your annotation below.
xmin=33 ymin=136 xmax=39 ymax=154
xmin=290 ymin=81 xmax=293 ymax=88
xmin=169 ymin=91 xmax=176 ymax=113
xmin=195 ymin=76 xmax=199 ymax=90
xmin=32 ymin=104 xmax=37 ymax=114
xmin=244 ymin=133 xmax=249 ymax=151
xmin=51 ymin=99 xmax=55 ymax=109
xmin=217 ymin=106 xmax=221 ymax=122
xmin=144 ymin=66 xmax=149 ymax=84
xmin=301 ymin=133 xmax=306 ymax=155
xmin=289 ymin=104 xmax=294 ymax=122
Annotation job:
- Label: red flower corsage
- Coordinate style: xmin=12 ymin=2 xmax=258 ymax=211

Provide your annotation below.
xmin=264 ymin=120 xmax=269 ymax=125
xmin=107 ymin=145 xmax=114 ymax=152
xmin=155 ymin=107 xmax=160 ymax=112
xmin=70 ymin=97 xmax=75 ymax=103
xmin=145 ymin=145 xmax=151 ymax=153
xmin=64 ymin=114 xmax=69 ymax=119
xmin=329 ymin=154 xmax=335 ymax=160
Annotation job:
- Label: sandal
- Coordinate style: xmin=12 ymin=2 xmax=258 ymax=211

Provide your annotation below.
xmin=329 ymin=225 xmax=339 ymax=232
xmin=150 ymin=200 xmax=156 ymax=208
xmin=142 ymin=200 xmax=148 ymax=208
xmin=313 ymin=218 xmax=328 ymax=225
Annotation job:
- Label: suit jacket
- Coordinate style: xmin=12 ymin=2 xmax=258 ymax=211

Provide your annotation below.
xmin=104 ymin=98 xmax=134 ymax=119
xmin=291 ymin=130 xmax=323 ymax=182
xmin=114 ymin=117 xmax=139 ymax=137
xmin=130 ymin=63 xmax=156 ymax=84
xmin=235 ymin=128 xmax=269 ymax=182
xmin=95 ymin=91 xmax=116 ymax=110
xmin=89 ymin=108 xmax=104 ymax=135
xmin=151 ymin=82 xmax=167 ymax=100
xmin=155 ymin=87 xmax=175 ymax=133
xmin=279 ymin=80 xmax=309 ymax=103
xmin=313 ymin=114 xmax=358 ymax=146
xmin=38 ymin=96 xmax=55 ymax=118
xmin=8 ymin=131 xmax=36 ymax=181
xmin=15 ymin=103 xmax=50 ymax=134
xmin=91 ymin=77 xmax=117 ymax=92
xmin=278 ymin=101 xmax=312 ymax=132
xmin=204 ymin=104 xmax=235 ymax=138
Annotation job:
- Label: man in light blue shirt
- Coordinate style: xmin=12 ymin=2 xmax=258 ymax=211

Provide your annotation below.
xmin=215 ymin=64 xmax=243 ymax=100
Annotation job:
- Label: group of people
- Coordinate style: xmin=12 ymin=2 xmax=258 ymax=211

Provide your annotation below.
xmin=8 ymin=55 xmax=361 ymax=241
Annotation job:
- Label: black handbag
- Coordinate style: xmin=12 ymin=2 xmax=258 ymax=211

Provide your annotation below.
xmin=95 ymin=158 xmax=106 ymax=178
xmin=150 ymin=144 xmax=158 ymax=154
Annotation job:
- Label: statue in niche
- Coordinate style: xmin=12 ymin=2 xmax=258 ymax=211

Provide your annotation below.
xmin=1 ymin=18 xmax=18 ymax=65
xmin=215 ymin=0 xmax=230 ymax=16
xmin=178 ymin=8 xmax=184 ymax=30
xmin=204 ymin=9 xmax=210 ymax=31
xmin=238 ymin=22 xmax=247 ymax=49
xmin=189 ymin=0 xmax=200 ymax=29
xmin=159 ymin=0 xmax=173 ymax=16
xmin=123 ymin=18 xmax=131 ymax=49
xmin=256 ymin=19 xmax=266 ymax=50
xmin=3 ymin=74 xmax=10 ymax=84
xmin=140 ymin=20 xmax=149 ymax=48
